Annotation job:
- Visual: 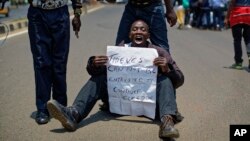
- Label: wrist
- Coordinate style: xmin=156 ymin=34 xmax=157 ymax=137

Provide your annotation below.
xmin=74 ymin=8 xmax=82 ymax=17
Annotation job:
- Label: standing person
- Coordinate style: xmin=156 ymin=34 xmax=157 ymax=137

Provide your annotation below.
xmin=47 ymin=20 xmax=184 ymax=139
xmin=27 ymin=0 xmax=83 ymax=124
xmin=115 ymin=0 xmax=177 ymax=52
xmin=209 ymin=0 xmax=227 ymax=30
xmin=175 ymin=0 xmax=185 ymax=29
xmin=224 ymin=0 xmax=250 ymax=69
xmin=183 ymin=0 xmax=192 ymax=28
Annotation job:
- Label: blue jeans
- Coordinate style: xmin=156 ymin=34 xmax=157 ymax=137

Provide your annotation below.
xmin=28 ymin=6 xmax=70 ymax=112
xmin=232 ymin=24 xmax=250 ymax=63
xmin=115 ymin=2 xmax=170 ymax=52
xmin=72 ymin=75 xmax=177 ymax=121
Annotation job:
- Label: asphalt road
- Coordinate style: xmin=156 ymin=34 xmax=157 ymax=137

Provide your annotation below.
xmin=0 ymin=4 xmax=249 ymax=141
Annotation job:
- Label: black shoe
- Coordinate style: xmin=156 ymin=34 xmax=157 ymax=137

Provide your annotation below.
xmin=35 ymin=111 xmax=49 ymax=125
xmin=174 ymin=111 xmax=184 ymax=124
xmin=47 ymin=100 xmax=79 ymax=131
xmin=159 ymin=115 xmax=179 ymax=138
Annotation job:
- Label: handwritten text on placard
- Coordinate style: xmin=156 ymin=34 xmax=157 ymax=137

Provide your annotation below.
xmin=107 ymin=46 xmax=158 ymax=119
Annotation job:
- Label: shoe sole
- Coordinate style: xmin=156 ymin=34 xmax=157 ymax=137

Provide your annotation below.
xmin=159 ymin=130 xmax=180 ymax=138
xmin=230 ymin=64 xmax=243 ymax=70
xmin=47 ymin=100 xmax=76 ymax=131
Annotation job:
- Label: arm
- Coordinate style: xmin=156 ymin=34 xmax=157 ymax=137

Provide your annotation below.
xmin=164 ymin=60 xmax=184 ymax=89
xmin=163 ymin=0 xmax=177 ymax=27
xmin=71 ymin=0 xmax=82 ymax=38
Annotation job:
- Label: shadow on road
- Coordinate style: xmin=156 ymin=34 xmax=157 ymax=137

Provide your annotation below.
xmin=223 ymin=66 xmax=250 ymax=73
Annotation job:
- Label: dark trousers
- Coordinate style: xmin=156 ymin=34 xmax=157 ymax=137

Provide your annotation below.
xmin=28 ymin=6 xmax=70 ymax=112
xmin=231 ymin=24 xmax=250 ymax=63
xmin=72 ymin=75 xmax=177 ymax=121
xmin=115 ymin=2 xmax=170 ymax=52
xmin=212 ymin=7 xmax=224 ymax=29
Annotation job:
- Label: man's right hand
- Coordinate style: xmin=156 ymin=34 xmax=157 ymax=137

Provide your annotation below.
xmin=93 ymin=56 xmax=109 ymax=67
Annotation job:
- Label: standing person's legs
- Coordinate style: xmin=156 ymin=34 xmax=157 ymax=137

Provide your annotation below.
xmin=217 ymin=7 xmax=224 ymax=30
xmin=116 ymin=3 xmax=136 ymax=45
xmin=142 ymin=4 xmax=170 ymax=52
xmin=242 ymin=24 xmax=250 ymax=69
xmin=49 ymin=6 xmax=70 ymax=107
xmin=28 ymin=6 xmax=52 ymax=124
xmin=184 ymin=8 xmax=191 ymax=28
xmin=212 ymin=8 xmax=219 ymax=29
xmin=232 ymin=24 xmax=243 ymax=65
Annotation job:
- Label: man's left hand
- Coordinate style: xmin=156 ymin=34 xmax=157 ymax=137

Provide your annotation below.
xmin=72 ymin=15 xmax=81 ymax=38
xmin=154 ymin=57 xmax=169 ymax=73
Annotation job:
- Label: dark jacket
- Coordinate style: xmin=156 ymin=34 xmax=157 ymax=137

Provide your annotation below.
xmin=86 ymin=43 xmax=184 ymax=89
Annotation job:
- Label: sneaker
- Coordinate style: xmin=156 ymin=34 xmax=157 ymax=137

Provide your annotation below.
xmin=185 ymin=24 xmax=192 ymax=29
xmin=47 ymin=100 xmax=79 ymax=131
xmin=230 ymin=63 xmax=243 ymax=70
xmin=159 ymin=115 xmax=180 ymax=138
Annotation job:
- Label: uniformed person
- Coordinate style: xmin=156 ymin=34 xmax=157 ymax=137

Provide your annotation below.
xmin=27 ymin=0 xmax=82 ymax=124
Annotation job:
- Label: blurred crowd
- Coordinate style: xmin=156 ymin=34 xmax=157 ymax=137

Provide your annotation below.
xmin=174 ymin=0 xmax=229 ymax=31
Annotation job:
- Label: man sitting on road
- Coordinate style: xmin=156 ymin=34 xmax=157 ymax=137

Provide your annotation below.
xmin=47 ymin=20 xmax=184 ymax=139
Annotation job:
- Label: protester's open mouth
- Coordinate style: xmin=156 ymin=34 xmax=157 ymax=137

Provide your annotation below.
xmin=134 ymin=35 xmax=144 ymax=44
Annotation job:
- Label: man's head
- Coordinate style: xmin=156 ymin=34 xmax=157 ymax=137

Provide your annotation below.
xmin=129 ymin=20 xmax=150 ymax=47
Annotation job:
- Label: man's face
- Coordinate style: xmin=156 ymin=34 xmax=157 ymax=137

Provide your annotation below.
xmin=129 ymin=20 xmax=150 ymax=47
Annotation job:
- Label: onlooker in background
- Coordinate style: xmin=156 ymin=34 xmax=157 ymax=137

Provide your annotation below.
xmin=189 ymin=0 xmax=212 ymax=29
xmin=27 ymin=0 xmax=82 ymax=124
xmin=199 ymin=0 xmax=211 ymax=29
xmin=115 ymin=0 xmax=177 ymax=52
xmin=224 ymin=0 xmax=250 ymax=70
xmin=175 ymin=0 xmax=185 ymax=29
xmin=183 ymin=0 xmax=192 ymax=28
xmin=189 ymin=0 xmax=203 ymax=28
xmin=209 ymin=0 xmax=227 ymax=31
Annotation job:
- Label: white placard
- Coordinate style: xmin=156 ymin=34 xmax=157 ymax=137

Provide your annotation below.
xmin=107 ymin=46 xmax=158 ymax=119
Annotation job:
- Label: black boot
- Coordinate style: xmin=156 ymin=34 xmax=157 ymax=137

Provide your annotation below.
xmin=159 ymin=115 xmax=179 ymax=138
xmin=47 ymin=100 xmax=81 ymax=131
xmin=35 ymin=111 xmax=49 ymax=125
